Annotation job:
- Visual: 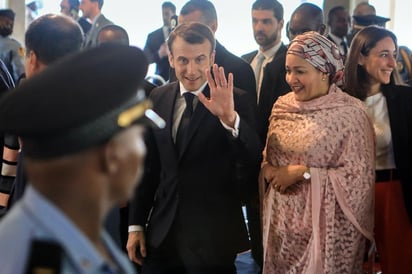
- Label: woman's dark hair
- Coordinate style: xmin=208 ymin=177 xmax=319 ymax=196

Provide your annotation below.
xmin=344 ymin=26 xmax=398 ymax=100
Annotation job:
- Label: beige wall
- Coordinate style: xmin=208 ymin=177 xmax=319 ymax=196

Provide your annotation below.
xmin=6 ymin=0 xmax=25 ymax=45
xmin=323 ymin=0 xmax=368 ymax=20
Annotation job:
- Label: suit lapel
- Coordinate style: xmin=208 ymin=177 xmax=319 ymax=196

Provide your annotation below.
xmin=244 ymin=51 xmax=258 ymax=64
xmin=152 ymin=83 xmax=180 ymax=159
xmin=383 ymin=89 xmax=403 ymax=150
xmin=258 ymin=43 xmax=287 ymax=105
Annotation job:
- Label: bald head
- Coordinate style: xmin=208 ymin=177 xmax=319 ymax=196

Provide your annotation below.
xmin=179 ymin=0 xmax=218 ymax=33
xmin=25 ymin=14 xmax=83 ymax=65
xmin=97 ymin=25 xmax=129 ymax=46
xmin=288 ymin=3 xmax=325 ymax=41
xmin=353 ymin=2 xmax=376 ymax=16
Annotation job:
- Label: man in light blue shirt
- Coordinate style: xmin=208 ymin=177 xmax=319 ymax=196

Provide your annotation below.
xmin=0 ymin=185 xmax=133 ymax=273
xmin=0 ymin=9 xmax=25 ymax=83
xmin=0 ymin=44 xmax=164 ymax=273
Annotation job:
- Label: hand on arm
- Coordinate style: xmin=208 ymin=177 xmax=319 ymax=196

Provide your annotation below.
xmin=126 ymin=231 xmax=146 ymax=265
xmin=198 ymin=64 xmax=237 ymax=128
xmin=260 ymin=163 xmax=309 ymax=194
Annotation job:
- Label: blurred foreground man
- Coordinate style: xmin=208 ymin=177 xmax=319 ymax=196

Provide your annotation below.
xmin=0 ymin=44 xmax=164 ymax=274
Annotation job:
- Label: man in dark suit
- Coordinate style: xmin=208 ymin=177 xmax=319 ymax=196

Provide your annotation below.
xmin=60 ymin=0 xmax=92 ymax=35
xmin=80 ymin=0 xmax=113 ymax=48
xmin=144 ymin=1 xmax=176 ymax=83
xmin=174 ymin=0 xmax=257 ymax=101
xmin=242 ymin=0 xmax=289 ymax=145
xmin=127 ymin=22 xmax=262 ymax=274
xmin=287 ymin=3 xmax=326 ymax=41
xmin=326 ymin=6 xmax=350 ymax=61
xmin=241 ymin=1 xmax=289 ymax=271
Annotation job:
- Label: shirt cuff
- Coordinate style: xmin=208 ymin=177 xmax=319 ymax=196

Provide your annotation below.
xmin=128 ymin=225 xmax=144 ymax=232
xmin=220 ymin=112 xmax=240 ymax=138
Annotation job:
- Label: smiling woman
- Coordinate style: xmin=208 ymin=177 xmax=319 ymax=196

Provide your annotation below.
xmin=344 ymin=26 xmax=412 ymax=274
xmin=260 ymin=31 xmax=375 ymax=273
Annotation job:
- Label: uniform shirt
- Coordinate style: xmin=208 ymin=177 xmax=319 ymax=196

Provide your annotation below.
xmin=0 ymin=35 xmax=25 ymax=82
xmin=0 ymin=185 xmax=135 ymax=274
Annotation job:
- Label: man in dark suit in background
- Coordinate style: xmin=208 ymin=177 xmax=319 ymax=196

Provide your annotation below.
xmin=127 ymin=22 xmax=262 ymax=274
xmin=80 ymin=0 xmax=113 ymax=48
xmin=241 ymin=1 xmax=290 ymax=272
xmin=242 ymin=0 xmax=289 ymax=145
xmin=60 ymin=0 xmax=92 ymax=35
xmin=175 ymin=0 xmax=257 ymax=101
xmin=326 ymin=6 xmax=350 ymax=61
xmin=287 ymin=2 xmax=326 ymax=41
xmin=144 ymin=1 xmax=176 ymax=84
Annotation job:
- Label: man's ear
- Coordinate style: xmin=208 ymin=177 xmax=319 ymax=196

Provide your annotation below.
xmin=101 ymin=140 xmax=120 ymax=175
xmin=318 ymin=23 xmax=327 ymax=35
xmin=278 ymin=19 xmax=285 ymax=32
xmin=168 ymin=51 xmax=174 ymax=68
xmin=210 ymin=50 xmax=216 ymax=65
xmin=25 ymin=51 xmax=37 ymax=77
xmin=209 ymin=20 xmax=218 ymax=34
xmin=26 ymin=50 xmax=46 ymax=77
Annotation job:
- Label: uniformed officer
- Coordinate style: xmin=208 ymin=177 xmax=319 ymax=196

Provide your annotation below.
xmin=0 ymin=44 xmax=164 ymax=274
xmin=0 ymin=9 xmax=25 ymax=83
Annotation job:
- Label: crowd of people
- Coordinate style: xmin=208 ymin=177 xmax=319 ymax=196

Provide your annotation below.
xmin=0 ymin=0 xmax=411 ymax=274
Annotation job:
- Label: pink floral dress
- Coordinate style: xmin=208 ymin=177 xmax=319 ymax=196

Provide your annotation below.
xmin=260 ymin=85 xmax=375 ymax=273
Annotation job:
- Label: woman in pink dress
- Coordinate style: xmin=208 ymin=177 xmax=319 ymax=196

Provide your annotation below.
xmin=259 ymin=31 xmax=375 ymax=273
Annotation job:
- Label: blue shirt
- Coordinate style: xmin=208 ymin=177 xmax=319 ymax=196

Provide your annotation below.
xmin=0 ymin=35 xmax=25 ymax=82
xmin=0 ymin=185 xmax=135 ymax=274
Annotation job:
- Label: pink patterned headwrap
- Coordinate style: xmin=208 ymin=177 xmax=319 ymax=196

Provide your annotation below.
xmin=287 ymin=31 xmax=345 ymax=85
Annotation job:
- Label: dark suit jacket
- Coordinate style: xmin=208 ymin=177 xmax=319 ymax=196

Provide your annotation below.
xmin=129 ymin=81 xmax=262 ymax=261
xmin=242 ymin=43 xmax=290 ymax=145
xmin=382 ymin=85 xmax=412 ymax=222
xmin=326 ymin=34 xmax=347 ymax=62
xmin=83 ymin=14 xmax=113 ymax=49
xmin=143 ymin=27 xmax=170 ymax=82
xmin=214 ymin=42 xmax=256 ymax=100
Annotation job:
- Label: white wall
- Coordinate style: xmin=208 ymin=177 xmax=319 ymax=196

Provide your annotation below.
xmin=38 ymin=0 xmax=322 ymax=56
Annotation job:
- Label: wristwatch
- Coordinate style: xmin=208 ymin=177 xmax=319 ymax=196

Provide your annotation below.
xmin=303 ymin=168 xmax=311 ymax=180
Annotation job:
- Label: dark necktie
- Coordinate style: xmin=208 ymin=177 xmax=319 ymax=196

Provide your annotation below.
xmin=176 ymin=92 xmax=194 ymax=153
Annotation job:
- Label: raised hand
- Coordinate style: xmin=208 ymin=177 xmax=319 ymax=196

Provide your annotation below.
xmin=198 ymin=64 xmax=237 ymax=128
